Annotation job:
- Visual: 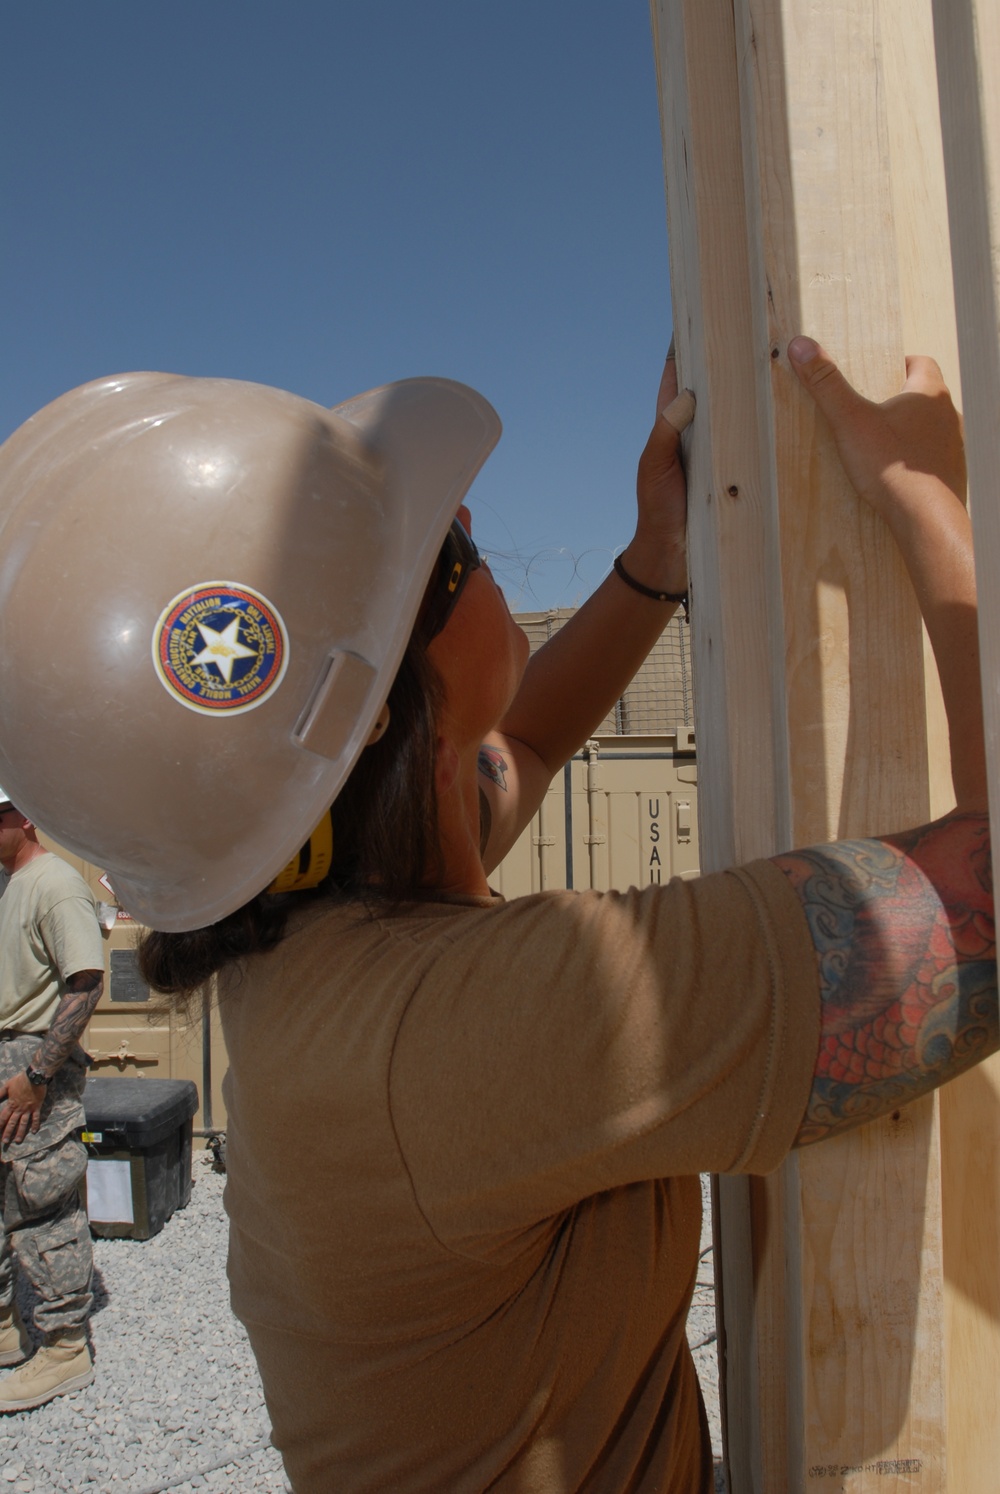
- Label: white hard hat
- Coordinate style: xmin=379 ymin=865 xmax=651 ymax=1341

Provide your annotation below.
xmin=0 ymin=786 xmax=12 ymax=811
xmin=0 ymin=371 xmax=500 ymax=929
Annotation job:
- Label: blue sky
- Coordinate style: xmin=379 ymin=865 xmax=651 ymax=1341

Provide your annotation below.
xmin=1 ymin=3 xmax=673 ymax=609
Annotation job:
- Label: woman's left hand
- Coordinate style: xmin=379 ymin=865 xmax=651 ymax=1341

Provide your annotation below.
xmin=482 ymin=350 xmax=697 ymax=863
xmin=624 ymin=353 xmax=694 ymax=594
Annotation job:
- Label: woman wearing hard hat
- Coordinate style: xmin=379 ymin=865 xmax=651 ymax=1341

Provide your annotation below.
xmin=0 ymin=338 xmax=991 ymax=1491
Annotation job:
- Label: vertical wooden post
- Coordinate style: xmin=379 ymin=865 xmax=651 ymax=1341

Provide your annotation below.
xmin=734 ymin=6 xmax=946 ymax=1489
xmin=650 ymin=7 xmax=792 ymax=1485
xmin=648 ymin=0 xmax=996 ymax=1487
xmin=931 ymin=3 xmax=1000 ymax=1487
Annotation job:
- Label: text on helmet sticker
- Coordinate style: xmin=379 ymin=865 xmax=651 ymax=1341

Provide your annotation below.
xmin=152 ymin=583 xmax=290 ymax=715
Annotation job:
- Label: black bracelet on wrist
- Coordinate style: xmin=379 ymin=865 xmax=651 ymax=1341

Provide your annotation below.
xmin=24 ymin=1065 xmax=50 ymax=1087
xmin=613 ymin=554 xmax=689 ymax=620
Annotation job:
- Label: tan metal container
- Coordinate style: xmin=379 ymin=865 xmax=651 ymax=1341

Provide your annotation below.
xmin=491 ymin=732 xmax=699 ymax=898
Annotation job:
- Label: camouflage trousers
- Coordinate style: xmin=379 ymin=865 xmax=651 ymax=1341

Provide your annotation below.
xmin=0 ymin=1033 xmax=93 ymax=1337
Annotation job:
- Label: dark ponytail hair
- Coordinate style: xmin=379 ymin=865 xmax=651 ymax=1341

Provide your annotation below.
xmin=138 ymin=638 xmax=444 ymax=1001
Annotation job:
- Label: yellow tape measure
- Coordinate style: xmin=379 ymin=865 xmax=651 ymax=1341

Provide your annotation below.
xmin=267 ymin=813 xmax=334 ymax=895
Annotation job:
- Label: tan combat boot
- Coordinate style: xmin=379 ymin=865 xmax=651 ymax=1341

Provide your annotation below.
xmin=0 ymin=1328 xmax=93 ymax=1411
xmin=0 ymin=1302 xmax=29 ymax=1367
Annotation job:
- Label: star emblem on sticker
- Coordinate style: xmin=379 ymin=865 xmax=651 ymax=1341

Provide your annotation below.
xmin=191 ymin=616 xmax=257 ymax=684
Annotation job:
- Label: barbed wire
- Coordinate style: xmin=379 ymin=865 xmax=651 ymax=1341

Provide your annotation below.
xmin=483 ymin=544 xmax=622 ymax=613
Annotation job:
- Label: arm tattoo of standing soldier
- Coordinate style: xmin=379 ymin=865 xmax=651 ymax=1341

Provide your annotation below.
xmin=33 ymin=969 xmax=104 ymax=1077
xmin=774 ymin=813 xmax=996 ymax=1146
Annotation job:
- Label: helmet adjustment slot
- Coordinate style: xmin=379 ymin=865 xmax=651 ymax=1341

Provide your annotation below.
xmin=293 ymin=650 xmax=378 ymax=762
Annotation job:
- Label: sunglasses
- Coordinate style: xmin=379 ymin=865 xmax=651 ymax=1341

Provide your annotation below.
xmin=419 ymin=517 xmax=482 ymax=642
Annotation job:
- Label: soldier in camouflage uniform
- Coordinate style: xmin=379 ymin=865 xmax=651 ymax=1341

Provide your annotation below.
xmin=0 ymin=788 xmax=104 ymax=1411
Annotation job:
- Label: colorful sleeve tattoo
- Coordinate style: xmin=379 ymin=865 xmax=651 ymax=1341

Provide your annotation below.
xmin=773 ymin=812 xmax=995 ymax=1146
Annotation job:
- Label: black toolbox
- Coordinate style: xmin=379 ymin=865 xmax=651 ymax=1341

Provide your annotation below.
xmin=81 ymin=1077 xmax=199 ymax=1241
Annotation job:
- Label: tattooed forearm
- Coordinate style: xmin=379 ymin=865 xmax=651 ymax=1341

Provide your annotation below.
xmin=775 ymin=813 xmax=995 ymax=1146
xmin=33 ymin=969 xmax=104 ymax=1077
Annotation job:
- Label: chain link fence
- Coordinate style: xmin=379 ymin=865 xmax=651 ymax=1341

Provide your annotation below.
xmin=514 ymin=608 xmax=694 ymax=736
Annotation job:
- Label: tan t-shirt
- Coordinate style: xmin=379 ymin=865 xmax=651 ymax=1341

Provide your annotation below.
xmin=0 ymin=852 xmax=103 ymax=1032
xmin=221 ymin=860 xmax=820 ymax=1493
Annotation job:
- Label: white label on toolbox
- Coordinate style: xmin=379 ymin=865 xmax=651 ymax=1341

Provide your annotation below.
xmin=86 ymin=1158 xmax=134 ymax=1224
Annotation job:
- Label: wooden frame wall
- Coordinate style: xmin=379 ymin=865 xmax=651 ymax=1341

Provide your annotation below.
xmin=651 ymin=1 xmax=1000 ymax=1489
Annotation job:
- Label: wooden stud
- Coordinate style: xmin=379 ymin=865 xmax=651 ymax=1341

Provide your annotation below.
xmin=649 ymin=0 xmax=990 ymax=1487
xmin=932 ymin=2 xmax=1000 ymax=1486
xmin=734 ymin=4 xmax=945 ymax=1487
xmin=650 ymin=6 xmax=790 ymax=1484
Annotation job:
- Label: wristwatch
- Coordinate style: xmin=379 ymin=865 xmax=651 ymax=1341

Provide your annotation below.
xmin=24 ymin=1065 xmax=50 ymax=1087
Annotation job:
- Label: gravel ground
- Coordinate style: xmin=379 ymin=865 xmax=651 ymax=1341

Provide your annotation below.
xmin=1 ymin=1156 xmax=726 ymax=1493
xmin=1 ymin=1152 xmax=288 ymax=1494
xmin=691 ymin=1175 xmax=728 ymax=1493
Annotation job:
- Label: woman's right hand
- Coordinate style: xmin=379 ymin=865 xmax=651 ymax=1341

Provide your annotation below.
xmin=786 ymin=336 xmax=966 ymax=524
xmin=788 ymin=334 xmax=984 ymax=813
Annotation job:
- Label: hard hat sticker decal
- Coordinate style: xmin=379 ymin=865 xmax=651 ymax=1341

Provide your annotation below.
xmin=152 ymin=583 xmax=289 ymax=715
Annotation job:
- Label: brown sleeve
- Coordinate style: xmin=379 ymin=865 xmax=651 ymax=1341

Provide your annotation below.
xmin=389 ymin=860 xmax=820 ymax=1245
